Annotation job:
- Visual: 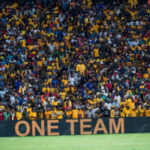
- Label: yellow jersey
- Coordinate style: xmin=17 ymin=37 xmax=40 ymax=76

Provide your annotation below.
xmin=45 ymin=111 xmax=51 ymax=119
xmin=79 ymin=110 xmax=85 ymax=118
xmin=110 ymin=110 xmax=116 ymax=117
xmin=39 ymin=112 xmax=44 ymax=119
xmin=51 ymin=110 xmax=58 ymax=119
xmin=66 ymin=110 xmax=72 ymax=118
xmin=124 ymin=109 xmax=131 ymax=117
xmin=145 ymin=109 xmax=150 ymax=117
xmin=57 ymin=111 xmax=64 ymax=119
xmin=27 ymin=107 xmax=32 ymax=113
xmin=16 ymin=112 xmax=23 ymax=120
xmin=130 ymin=110 xmax=138 ymax=117
xmin=139 ymin=108 xmax=145 ymax=117
xmin=29 ymin=112 xmax=37 ymax=120
xmin=72 ymin=109 xmax=79 ymax=119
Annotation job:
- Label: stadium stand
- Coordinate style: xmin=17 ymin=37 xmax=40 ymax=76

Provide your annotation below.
xmin=0 ymin=0 xmax=150 ymax=121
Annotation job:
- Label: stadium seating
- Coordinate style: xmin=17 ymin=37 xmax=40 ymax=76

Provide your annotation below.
xmin=0 ymin=0 xmax=150 ymax=121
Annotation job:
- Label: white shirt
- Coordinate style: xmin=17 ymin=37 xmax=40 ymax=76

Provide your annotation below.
xmin=11 ymin=112 xmax=16 ymax=120
xmin=114 ymin=95 xmax=121 ymax=104
xmin=105 ymin=103 xmax=112 ymax=110
xmin=49 ymin=43 xmax=55 ymax=51
xmin=69 ymin=77 xmax=75 ymax=86
xmin=87 ymin=110 xmax=93 ymax=118
xmin=87 ymin=108 xmax=99 ymax=118
xmin=0 ymin=90 xmax=5 ymax=98
xmin=10 ymin=96 xmax=16 ymax=105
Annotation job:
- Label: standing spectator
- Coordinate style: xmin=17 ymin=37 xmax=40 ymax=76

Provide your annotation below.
xmin=0 ymin=110 xmax=4 ymax=121
xmin=16 ymin=109 xmax=23 ymax=120
xmin=3 ymin=109 xmax=10 ymax=120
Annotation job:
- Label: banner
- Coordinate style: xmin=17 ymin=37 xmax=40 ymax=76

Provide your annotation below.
xmin=0 ymin=117 xmax=150 ymax=137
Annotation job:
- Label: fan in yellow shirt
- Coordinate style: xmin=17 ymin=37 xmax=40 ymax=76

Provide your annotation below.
xmin=139 ymin=105 xmax=145 ymax=117
xmin=16 ymin=110 xmax=23 ymax=120
xmin=79 ymin=108 xmax=85 ymax=118
xmin=72 ymin=107 xmax=79 ymax=119
xmin=130 ymin=108 xmax=138 ymax=117
xmin=0 ymin=103 xmax=5 ymax=111
xmin=128 ymin=0 xmax=138 ymax=8
xmin=42 ymin=85 xmax=51 ymax=93
xmin=59 ymin=92 xmax=67 ymax=100
xmin=88 ymin=99 xmax=96 ymax=105
xmin=64 ymin=99 xmax=72 ymax=110
xmin=45 ymin=108 xmax=52 ymax=119
xmin=76 ymin=61 xmax=86 ymax=75
xmin=110 ymin=106 xmax=116 ymax=117
xmin=128 ymin=99 xmax=135 ymax=110
xmin=124 ymin=106 xmax=131 ymax=117
xmin=120 ymin=104 xmax=126 ymax=117
xmin=93 ymin=48 xmax=99 ymax=58
xmin=52 ymin=99 xmax=58 ymax=106
xmin=27 ymin=104 xmax=32 ymax=113
xmin=145 ymin=106 xmax=150 ymax=117
xmin=61 ymin=76 xmax=68 ymax=87
xmin=21 ymin=39 xmax=26 ymax=47
xmin=51 ymin=107 xmax=58 ymax=119
xmin=57 ymin=109 xmax=64 ymax=119
xmin=38 ymin=110 xmax=44 ymax=120
xmin=147 ymin=68 xmax=150 ymax=74
xmin=143 ymin=73 xmax=149 ymax=79
xmin=65 ymin=109 xmax=72 ymax=118
xmin=29 ymin=109 xmax=37 ymax=120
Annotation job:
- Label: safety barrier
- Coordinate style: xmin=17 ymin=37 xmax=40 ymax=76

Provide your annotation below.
xmin=0 ymin=117 xmax=150 ymax=137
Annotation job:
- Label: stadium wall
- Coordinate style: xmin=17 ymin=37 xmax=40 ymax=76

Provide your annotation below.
xmin=0 ymin=117 xmax=150 ymax=137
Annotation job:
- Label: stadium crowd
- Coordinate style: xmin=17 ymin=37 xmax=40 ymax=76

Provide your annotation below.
xmin=0 ymin=0 xmax=150 ymax=121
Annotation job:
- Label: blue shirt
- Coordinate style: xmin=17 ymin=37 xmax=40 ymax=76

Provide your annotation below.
xmin=86 ymin=82 xmax=94 ymax=90
xmin=15 ymin=81 xmax=22 ymax=90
